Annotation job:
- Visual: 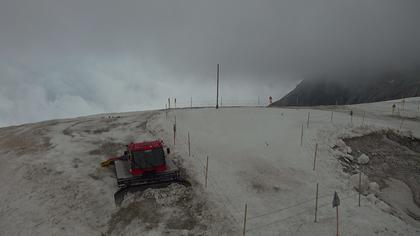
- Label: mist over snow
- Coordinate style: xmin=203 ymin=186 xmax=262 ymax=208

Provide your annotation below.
xmin=1 ymin=0 xmax=419 ymax=126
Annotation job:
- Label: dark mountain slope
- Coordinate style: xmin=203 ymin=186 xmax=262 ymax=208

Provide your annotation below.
xmin=271 ymin=71 xmax=420 ymax=107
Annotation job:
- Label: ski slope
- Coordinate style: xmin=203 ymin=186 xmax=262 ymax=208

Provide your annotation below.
xmin=0 ymin=97 xmax=419 ymax=235
xmin=148 ymin=97 xmax=420 ymax=235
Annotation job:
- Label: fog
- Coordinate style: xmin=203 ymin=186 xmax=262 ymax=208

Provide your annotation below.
xmin=1 ymin=0 xmax=419 ymax=126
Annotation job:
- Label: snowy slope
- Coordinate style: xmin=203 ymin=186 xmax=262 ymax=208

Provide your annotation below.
xmin=0 ymin=97 xmax=419 ymax=235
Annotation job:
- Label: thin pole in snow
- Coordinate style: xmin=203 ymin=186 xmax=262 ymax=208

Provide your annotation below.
xmin=188 ymin=132 xmax=191 ymax=157
xmin=313 ymin=143 xmax=318 ymax=171
xmin=314 ymin=183 xmax=319 ymax=222
xmin=331 ymin=111 xmax=334 ymax=122
xmin=168 ymin=98 xmax=171 ymax=109
xmin=336 ymin=205 xmax=339 ymax=236
xmin=358 ymin=171 xmax=362 ymax=207
xmin=242 ymin=203 xmax=248 ymax=236
xmin=190 ymin=97 xmax=192 ymax=108
xmin=258 ymin=96 xmax=260 ymax=106
xmin=216 ymin=64 xmax=219 ymax=109
xmin=307 ymin=112 xmax=310 ymax=128
xmin=205 ymin=156 xmax=209 ymax=188
xmin=300 ymin=124 xmax=304 ymax=146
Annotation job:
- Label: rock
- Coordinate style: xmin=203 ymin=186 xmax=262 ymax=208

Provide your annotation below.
xmin=366 ymin=193 xmax=377 ymax=203
xmin=346 ymin=146 xmax=352 ymax=154
xmin=343 ymin=154 xmax=354 ymax=162
xmin=350 ymin=173 xmax=369 ymax=194
xmin=368 ymin=182 xmax=380 ymax=195
xmin=357 ymin=154 xmax=370 ymax=165
xmin=336 ymin=139 xmax=346 ymax=148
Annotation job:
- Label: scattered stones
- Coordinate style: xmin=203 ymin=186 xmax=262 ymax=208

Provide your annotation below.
xmin=343 ymin=154 xmax=354 ymax=162
xmin=357 ymin=154 xmax=370 ymax=165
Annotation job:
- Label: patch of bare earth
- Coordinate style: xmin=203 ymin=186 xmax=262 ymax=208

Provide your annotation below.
xmin=0 ymin=123 xmax=53 ymax=155
xmin=106 ymin=184 xmax=210 ymax=235
xmin=342 ymin=130 xmax=420 ymax=210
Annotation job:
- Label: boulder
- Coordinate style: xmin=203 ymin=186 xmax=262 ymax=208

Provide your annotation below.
xmin=350 ymin=173 xmax=369 ymax=194
xmin=346 ymin=146 xmax=352 ymax=154
xmin=368 ymin=182 xmax=380 ymax=195
xmin=357 ymin=154 xmax=370 ymax=165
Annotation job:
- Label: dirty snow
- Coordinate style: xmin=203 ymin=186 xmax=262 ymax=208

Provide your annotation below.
xmin=0 ymin=97 xmax=419 ymax=235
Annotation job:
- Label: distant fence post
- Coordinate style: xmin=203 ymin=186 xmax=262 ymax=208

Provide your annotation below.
xmin=307 ymin=112 xmax=311 ymax=128
xmin=300 ymin=124 xmax=304 ymax=146
xmin=188 ymin=132 xmax=191 ymax=157
xmin=313 ymin=143 xmax=318 ymax=171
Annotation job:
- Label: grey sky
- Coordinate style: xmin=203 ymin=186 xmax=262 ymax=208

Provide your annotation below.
xmin=1 ymin=0 xmax=419 ymax=126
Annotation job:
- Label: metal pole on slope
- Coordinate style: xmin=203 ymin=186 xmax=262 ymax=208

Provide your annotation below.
xmin=205 ymin=156 xmax=209 ymax=188
xmin=314 ymin=183 xmax=319 ymax=222
xmin=307 ymin=112 xmax=311 ymax=128
xmin=358 ymin=171 xmax=362 ymax=207
xmin=242 ymin=203 xmax=248 ymax=236
xmin=216 ymin=64 xmax=220 ymax=109
xmin=188 ymin=132 xmax=191 ymax=157
xmin=300 ymin=124 xmax=304 ymax=146
xmin=313 ymin=143 xmax=318 ymax=171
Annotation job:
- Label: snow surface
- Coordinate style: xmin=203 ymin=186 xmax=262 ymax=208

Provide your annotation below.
xmin=0 ymin=97 xmax=419 ymax=235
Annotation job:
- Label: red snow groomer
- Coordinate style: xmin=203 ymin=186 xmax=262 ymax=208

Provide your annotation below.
xmin=101 ymin=140 xmax=190 ymax=205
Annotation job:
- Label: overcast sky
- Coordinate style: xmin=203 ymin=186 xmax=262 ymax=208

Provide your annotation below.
xmin=1 ymin=0 xmax=419 ymax=126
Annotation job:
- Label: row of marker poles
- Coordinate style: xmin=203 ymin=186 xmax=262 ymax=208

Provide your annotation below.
xmin=166 ymin=98 xmax=177 ymax=109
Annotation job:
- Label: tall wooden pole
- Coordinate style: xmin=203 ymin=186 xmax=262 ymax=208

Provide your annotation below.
xmin=216 ymin=64 xmax=219 ymax=109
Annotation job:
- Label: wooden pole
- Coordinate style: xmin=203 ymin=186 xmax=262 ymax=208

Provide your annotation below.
xmin=300 ymin=124 xmax=304 ymax=146
xmin=188 ymin=132 xmax=191 ymax=157
xmin=174 ymin=98 xmax=177 ymax=109
xmin=205 ymin=156 xmax=209 ymax=188
xmin=336 ymin=206 xmax=339 ymax=236
xmin=307 ymin=112 xmax=310 ymax=128
xmin=242 ymin=203 xmax=248 ymax=236
xmin=168 ymin=98 xmax=171 ymax=109
xmin=313 ymin=143 xmax=318 ymax=171
xmin=216 ymin=64 xmax=219 ymax=109
xmin=358 ymin=171 xmax=362 ymax=207
xmin=190 ymin=97 xmax=192 ymax=108
xmin=314 ymin=183 xmax=319 ymax=222
xmin=331 ymin=111 xmax=334 ymax=122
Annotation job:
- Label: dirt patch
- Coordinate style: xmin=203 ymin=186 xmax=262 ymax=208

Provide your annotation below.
xmin=342 ymin=130 xmax=420 ymax=207
xmin=106 ymin=184 xmax=208 ymax=235
xmin=0 ymin=124 xmax=52 ymax=155
xmin=88 ymin=141 xmax=126 ymax=157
